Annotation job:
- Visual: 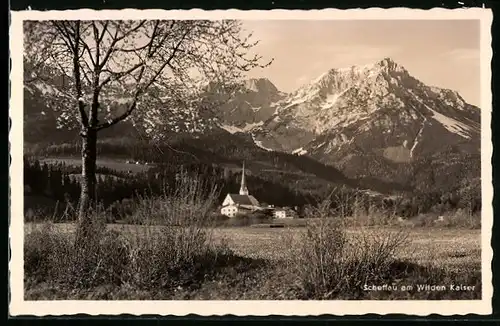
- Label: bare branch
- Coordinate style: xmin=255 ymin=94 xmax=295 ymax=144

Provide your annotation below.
xmin=68 ymin=21 xmax=89 ymax=129
xmin=98 ymin=20 xmax=147 ymax=69
xmin=95 ymin=26 xmax=192 ymax=132
xmin=95 ymin=102 xmax=136 ymax=131
xmin=98 ymin=62 xmax=144 ymax=90
xmin=52 ymin=22 xmax=76 ymax=52
xmin=97 ymin=21 xmax=109 ymax=44
xmin=24 ymin=19 xmax=272 ymax=139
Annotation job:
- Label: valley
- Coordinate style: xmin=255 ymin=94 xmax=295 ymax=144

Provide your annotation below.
xmin=23 ymin=57 xmax=482 ymax=218
xmin=19 ymin=16 xmax=485 ymax=305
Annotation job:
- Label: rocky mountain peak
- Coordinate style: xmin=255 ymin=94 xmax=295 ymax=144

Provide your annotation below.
xmin=294 ymin=58 xmax=411 ymax=99
xmin=375 ymin=57 xmax=411 ymax=78
xmin=243 ymin=78 xmax=279 ymax=94
xmin=376 ymin=57 xmax=399 ymax=69
xmin=252 ymin=57 xmax=480 ymax=173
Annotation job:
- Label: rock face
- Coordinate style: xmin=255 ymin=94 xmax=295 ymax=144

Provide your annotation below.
xmin=24 ymin=57 xmax=481 ymax=193
xmin=250 ymin=57 xmax=480 ymax=180
xmin=210 ymin=78 xmax=286 ymax=134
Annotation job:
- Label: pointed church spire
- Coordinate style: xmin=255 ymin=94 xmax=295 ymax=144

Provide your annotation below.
xmin=239 ymin=161 xmax=249 ymax=195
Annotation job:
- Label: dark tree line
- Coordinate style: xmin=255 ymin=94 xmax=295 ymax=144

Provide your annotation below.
xmin=23 ymin=156 xmax=318 ymax=222
xmin=24 ymin=154 xmax=481 ymax=223
xmin=25 ymin=132 xmax=356 ymax=187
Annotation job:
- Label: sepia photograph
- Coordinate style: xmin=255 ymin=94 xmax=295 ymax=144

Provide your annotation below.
xmin=9 ymin=8 xmax=493 ymax=316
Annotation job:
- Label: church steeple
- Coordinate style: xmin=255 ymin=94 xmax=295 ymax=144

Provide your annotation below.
xmin=239 ymin=161 xmax=249 ymax=195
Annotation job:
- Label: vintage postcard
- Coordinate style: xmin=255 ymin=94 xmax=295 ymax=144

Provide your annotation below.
xmin=9 ymin=8 xmax=493 ymax=316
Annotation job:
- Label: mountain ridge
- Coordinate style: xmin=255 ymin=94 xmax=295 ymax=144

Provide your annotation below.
xmin=247 ymin=57 xmax=480 ymax=181
xmin=23 ymin=57 xmax=481 ymax=195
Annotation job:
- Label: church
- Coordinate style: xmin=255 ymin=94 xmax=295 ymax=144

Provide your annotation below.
xmin=220 ymin=162 xmax=261 ymax=218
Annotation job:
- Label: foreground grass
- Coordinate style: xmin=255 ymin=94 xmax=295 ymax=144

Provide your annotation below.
xmin=24 ymin=222 xmax=481 ymax=300
xmin=25 ymin=223 xmax=481 ymax=269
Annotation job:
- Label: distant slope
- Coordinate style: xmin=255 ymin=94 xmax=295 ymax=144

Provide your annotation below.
xmin=250 ymin=57 xmax=480 ymax=189
xmin=23 ymin=58 xmax=480 ymax=197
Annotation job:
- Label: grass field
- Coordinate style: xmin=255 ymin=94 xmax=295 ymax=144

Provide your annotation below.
xmin=40 ymin=157 xmax=153 ymax=173
xmin=24 ymin=223 xmax=481 ymax=269
xmin=215 ymin=227 xmax=481 ymax=270
xmin=24 ymin=222 xmax=481 ymax=300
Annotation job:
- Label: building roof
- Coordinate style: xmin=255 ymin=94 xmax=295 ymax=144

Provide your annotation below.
xmin=227 ymin=194 xmax=260 ymax=206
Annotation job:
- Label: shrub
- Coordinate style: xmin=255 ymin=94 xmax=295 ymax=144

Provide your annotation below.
xmin=210 ymin=213 xmax=230 ymax=227
xmin=25 ymin=217 xmax=132 ymax=289
xmin=24 ymin=172 xmax=234 ymax=293
xmin=223 ymin=211 xmax=273 ymax=227
xmin=293 ymin=217 xmax=346 ymax=298
xmin=24 ymin=216 xmax=132 ymax=288
xmin=285 ymin=195 xmax=410 ymax=299
xmin=130 ymin=170 xmax=219 ymax=226
xmin=411 ymin=209 xmax=481 ymax=229
xmin=126 ymin=225 xmax=233 ymax=290
xmin=67 ymin=219 xmax=132 ymax=288
xmin=443 ymin=209 xmax=481 ymax=229
xmin=124 ymin=172 xmax=231 ymax=288
xmin=24 ymin=223 xmax=73 ymax=283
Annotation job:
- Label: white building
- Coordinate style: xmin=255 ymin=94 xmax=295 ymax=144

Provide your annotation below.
xmin=273 ymin=207 xmax=297 ymax=219
xmin=220 ymin=162 xmax=261 ymax=217
xmin=274 ymin=210 xmax=287 ymax=219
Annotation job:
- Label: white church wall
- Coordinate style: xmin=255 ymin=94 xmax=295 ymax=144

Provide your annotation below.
xmin=221 ymin=205 xmax=238 ymax=217
xmin=274 ymin=210 xmax=287 ymax=219
xmin=222 ymin=194 xmax=234 ymax=207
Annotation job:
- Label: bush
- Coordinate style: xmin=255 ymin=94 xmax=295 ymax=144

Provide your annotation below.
xmin=411 ymin=209 xmax=481 ymax=229
xmin=24 ymin=172 xmax=234 ymax=292
xmin=68 ymin=220 xmax=132 ymax=288
xmin=24 ymin=223 xmax=73 ymax=283
xmin=130 ymin=170 xmax=220 ymax=226
xmin=25 ymin=217 xmax=133 ymax=289
xmin=440 ymin=209 xmax=481 ymax=229
xmin=222 ymin=211 xmax=273 ymax=227
xmin=211 ymin=213 xmax=231 ymax=227
xmin=284 ymin=196 xmax=410 ymax=299
xmin=122 ymin=173 xmax=233 ymax=288
xmin=126 ymin=225 xmax=233 ymax=290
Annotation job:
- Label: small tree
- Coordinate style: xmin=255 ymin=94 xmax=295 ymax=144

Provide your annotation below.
xmin=24 ymin=19 xmax=271 ymax=240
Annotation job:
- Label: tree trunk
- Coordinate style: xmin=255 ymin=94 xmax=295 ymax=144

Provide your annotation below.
xmin=76 ymin=127 xmax=97 ymax=241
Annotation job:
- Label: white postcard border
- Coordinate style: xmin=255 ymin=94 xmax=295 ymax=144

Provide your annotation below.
xmin=9 ymin=7 xmax=494 ymax=316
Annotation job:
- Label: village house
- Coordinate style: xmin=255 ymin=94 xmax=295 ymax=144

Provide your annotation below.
xmin=273 ymin=206 xmax=298 ymax=219
xmin=220 ymin=162 xmax=261 ymax=218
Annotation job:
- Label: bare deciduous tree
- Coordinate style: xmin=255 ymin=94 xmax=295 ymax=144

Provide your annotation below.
xmin=23 ymin=19 xmax=271 ymax=239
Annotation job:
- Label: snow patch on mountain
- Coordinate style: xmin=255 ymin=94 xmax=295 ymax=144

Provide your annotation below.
xmin=409 ymin=90 xmax=472 ymax=139
xmin=410 ymin=116 xmax=427 ymax=158
xmin=315 ymin=142 xmax=326 ymax=149
xmin=220 ymin=121 xmax=264 ymax=134
xmin=321 ymin=91 xmax=343 ymax=110
xmin=281 ymin=97 xmax=308 ymax=111
xmin=244 ymin=80 xmax=260 ymax=92
xmin=30 ymin=81 xmax=68 ymax=98
xmin=252 ymin=134 xmax=274 ymax=151
xmin=429 ymin=108 xmax=472 ymax=139
xmin=292 ymin=147 xmax=308 ymax=156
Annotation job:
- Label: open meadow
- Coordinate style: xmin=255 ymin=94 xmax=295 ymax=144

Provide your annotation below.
xmin=24 ymin=222 xmax=482 ymax=301
xmin=39 ymin=157 xmax=153 ymax=174
xmin=24 ymin=222 xmax=481 ymax=268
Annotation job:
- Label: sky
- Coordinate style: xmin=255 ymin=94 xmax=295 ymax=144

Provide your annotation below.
xmin=241 ymin=20 xmax=481 ymax=107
